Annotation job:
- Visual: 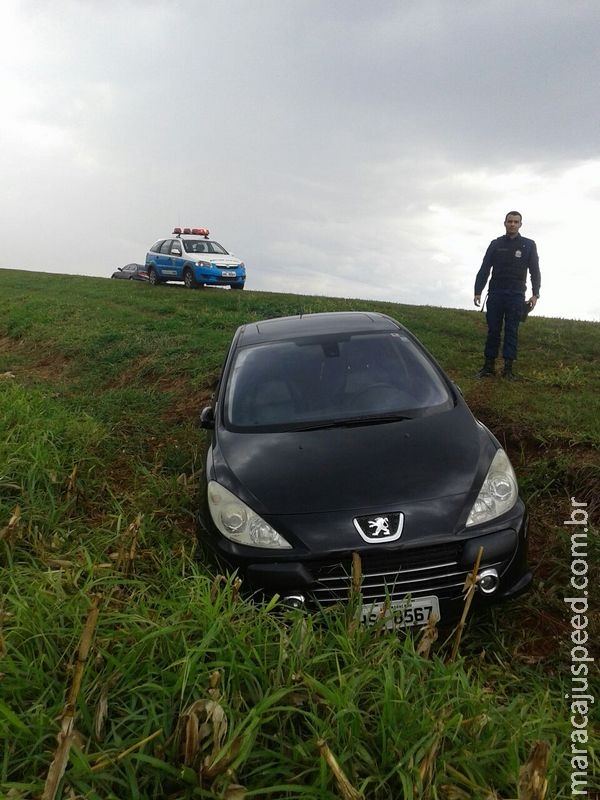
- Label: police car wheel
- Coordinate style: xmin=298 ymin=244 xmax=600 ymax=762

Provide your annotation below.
xmin=148 ymin=267 xmax=159 ymax=285
xmin=183 ymin=269 xmax=196 ymax=289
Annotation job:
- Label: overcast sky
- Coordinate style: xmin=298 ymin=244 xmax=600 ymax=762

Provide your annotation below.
xmin=2 ymin=0 xmax=600 ymax=321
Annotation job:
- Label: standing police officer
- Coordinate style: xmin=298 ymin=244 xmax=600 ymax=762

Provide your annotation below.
xmin=474 ymin=211 xmax=541 ymax=379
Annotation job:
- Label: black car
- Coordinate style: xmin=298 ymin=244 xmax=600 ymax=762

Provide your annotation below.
xmin=199 ymin=311 xmax=531 ymax=628
xmin=110 ymin=263 xmax=149 ymax=281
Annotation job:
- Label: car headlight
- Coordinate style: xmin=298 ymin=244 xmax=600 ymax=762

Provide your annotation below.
xmin=195 ymin=260 xmax=212 ymax=267
xmin=466 ymin=449 xmax=518 ymax=527
xmin=207 ymin=481 xmax=292 ymax=549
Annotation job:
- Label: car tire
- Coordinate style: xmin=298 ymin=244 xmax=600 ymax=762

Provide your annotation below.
xmin=231 ymin=283 xmax=244 ymax=290
xmin=183 ymin=268 xmax=197 ymax=289
xmin=148 ymin=267 xmax=160 ymax=286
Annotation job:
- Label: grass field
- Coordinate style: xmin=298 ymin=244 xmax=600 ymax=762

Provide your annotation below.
xmin=1 ymin=268 xmax=598 ymax=799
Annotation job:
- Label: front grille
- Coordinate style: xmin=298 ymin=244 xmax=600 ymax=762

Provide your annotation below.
xmin=309 ymin=543 xmax=486 ymax=606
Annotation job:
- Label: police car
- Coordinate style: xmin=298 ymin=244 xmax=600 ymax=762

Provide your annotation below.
xmin=145 ymin=228 xmax=246 ymax=289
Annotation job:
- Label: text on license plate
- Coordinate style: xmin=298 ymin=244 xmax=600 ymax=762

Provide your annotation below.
xmin=360 ymin=596 xmax=440 ymax=629
xmin=221 ymin=270 xmax=236 ymax=277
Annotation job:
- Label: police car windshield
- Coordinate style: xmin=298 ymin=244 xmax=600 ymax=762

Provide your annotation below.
xmin=182 ymin=239 xmax=228 ymax=255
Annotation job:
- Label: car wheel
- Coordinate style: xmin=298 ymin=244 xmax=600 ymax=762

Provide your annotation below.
xmin=148 ymin=267 xmax=159 ymax=286
xmin=231 ymin=283 xmax=244 ymax=290
xmin=183 ymin=268 xmax=197 ymax=289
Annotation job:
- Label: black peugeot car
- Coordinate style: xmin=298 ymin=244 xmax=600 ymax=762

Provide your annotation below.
xmin=199 ymin=311 xmax=531 ymax=628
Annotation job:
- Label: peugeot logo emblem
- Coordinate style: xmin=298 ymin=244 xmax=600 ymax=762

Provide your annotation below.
xmin=353 ymin=512 xmax=404 ymax=543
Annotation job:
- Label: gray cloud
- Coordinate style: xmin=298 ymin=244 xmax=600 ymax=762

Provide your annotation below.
xmin=1 ymin=0 xmax=599 ymax=320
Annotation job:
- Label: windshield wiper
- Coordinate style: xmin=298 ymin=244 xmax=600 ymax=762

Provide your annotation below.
xmin=294 ymin=413 xmax=414 ymax=431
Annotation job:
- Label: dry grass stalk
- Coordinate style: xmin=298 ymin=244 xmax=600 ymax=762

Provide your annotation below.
xmin=66 ymin=464 xmax=78 ymax=503
xmin=418 ymin=732 xmax=442 ymax=788
xmin=231 ymin=576 xmax=243 ymax=602
xmin=93 ymin=671 xmax=121 ymax=741
xmin=518 ymin=740 xmax=550 ymax=800
xmin=449 ymin=546 xmax=484 ymax=662
xmin=222 ymin=784 xmax=247 ymax=799
xmin=42 ymin=594 xmax=101 ymax=800
xmin=208 ymin=668 xmax=222 ymax=695
xmin=210 ymin=574 xmax=227 ymax=601
xmin=202 ymin=735 xmax=243 ymax=781
xmin=209 ymin=571 xmax=242 ymax=604
xmin=0 ymin=503 xmax=21 ymax=543
xmin=178 ymin=698 xmax=228 ymax=768
xmin=317 ymin=739 xmax=362 ymax=800
xmin=177 ymin=670 xmax=242 ymax=782
xmin=345 ymin=552 xmax=363 ymax=635
xmin=417 ymin=713 xmax=450 ymax=793
xmin=351 ymin=552 xmax=362 ymax=597
xmin=416 ymin=613 xmax=439 ymax=658
xmin=118 ymin=513 xmax=143 ymax=573
xmin=94 ymin=683 xmax=109 ymax=742
xmin=90 ymin=728 xmax=163 ymax=772
xmin=438 ymin=785 xmax=472 ymax=799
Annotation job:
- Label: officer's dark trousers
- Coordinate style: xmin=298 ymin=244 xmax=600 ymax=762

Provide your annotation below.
xmin=484 ymin=292 xmax=523 ymax=361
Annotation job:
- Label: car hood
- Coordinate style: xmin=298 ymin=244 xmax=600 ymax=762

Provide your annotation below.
xmin=199 ymin=255 xmax=243 ymax=267
xmin=211 ymin=404 xmax=495 ymax=517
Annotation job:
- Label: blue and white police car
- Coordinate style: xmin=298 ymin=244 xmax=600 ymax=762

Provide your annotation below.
xmin=145 ymin=228 xmax=246 ymax=290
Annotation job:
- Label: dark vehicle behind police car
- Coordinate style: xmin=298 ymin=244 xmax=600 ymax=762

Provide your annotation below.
xmin=199 ymin=311 xmax=531 ymax=629
xmin=110 ymin=263 xmax=149 ymax=281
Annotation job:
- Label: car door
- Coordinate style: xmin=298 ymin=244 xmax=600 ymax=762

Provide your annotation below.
xmin=156 ymin=240 xmax=179 ymax=279
xmin=168 ymin=238 xmax=185 ymax=279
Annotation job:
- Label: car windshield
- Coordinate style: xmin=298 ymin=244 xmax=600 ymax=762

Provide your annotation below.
xmin=224 ymin=332 xmax=452 ymax=430
xmin=182 ymin=239 xmax=228 ymax=255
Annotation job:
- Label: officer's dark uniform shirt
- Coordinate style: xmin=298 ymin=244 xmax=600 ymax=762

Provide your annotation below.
xmin=474 ymin=234 xmax=541 ymax=297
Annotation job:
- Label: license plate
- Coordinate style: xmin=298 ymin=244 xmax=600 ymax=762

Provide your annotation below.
xmin=221 ymin=270 xmax=236 ymax=277
xmin=360 ymin=596 xmax=440 ymax=629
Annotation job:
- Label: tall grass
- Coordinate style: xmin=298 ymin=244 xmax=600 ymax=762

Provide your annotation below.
xmin=0 ymin=269 xmax=598 ymax=798
xmin=1 ymin=562 xmax=585 ymax=798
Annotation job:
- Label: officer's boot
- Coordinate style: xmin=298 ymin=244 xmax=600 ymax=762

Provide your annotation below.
xmin=502 ymin=359 xmax=515 ymax=380
xmin=477 ymin=358 xmax=496 ymax=378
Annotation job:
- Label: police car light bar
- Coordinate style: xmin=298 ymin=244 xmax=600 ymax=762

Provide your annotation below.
xmin=173 ymin=227 xmax=210 ymax=237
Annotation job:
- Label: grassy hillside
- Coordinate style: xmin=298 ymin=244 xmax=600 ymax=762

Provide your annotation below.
xmin=1 ymin=269 xmax=598 ymax=799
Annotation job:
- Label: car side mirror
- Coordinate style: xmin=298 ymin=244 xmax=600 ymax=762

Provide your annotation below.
xmin=171 ymin=248 xmax=182 ymax=256
xmin=200 ymin=406 xmax=215 ymax=429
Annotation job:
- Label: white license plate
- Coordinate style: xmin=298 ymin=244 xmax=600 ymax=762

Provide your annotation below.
xmin=221 ymin=270 xmax=236 ymax=277
xmin=360 ymin=596 xmax=440 ymax=629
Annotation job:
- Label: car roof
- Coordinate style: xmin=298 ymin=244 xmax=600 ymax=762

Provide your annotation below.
xmin=236 ymin=311 xmax=402 ymax=346
xmin=160 ymin=235 xmax=217 ymax=241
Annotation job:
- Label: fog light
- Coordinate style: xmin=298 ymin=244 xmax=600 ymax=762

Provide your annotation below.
xmin=477 ymin=568 xmax=500 ymax=595
xmin=281 ymin=595 xmax=306 ymax=610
